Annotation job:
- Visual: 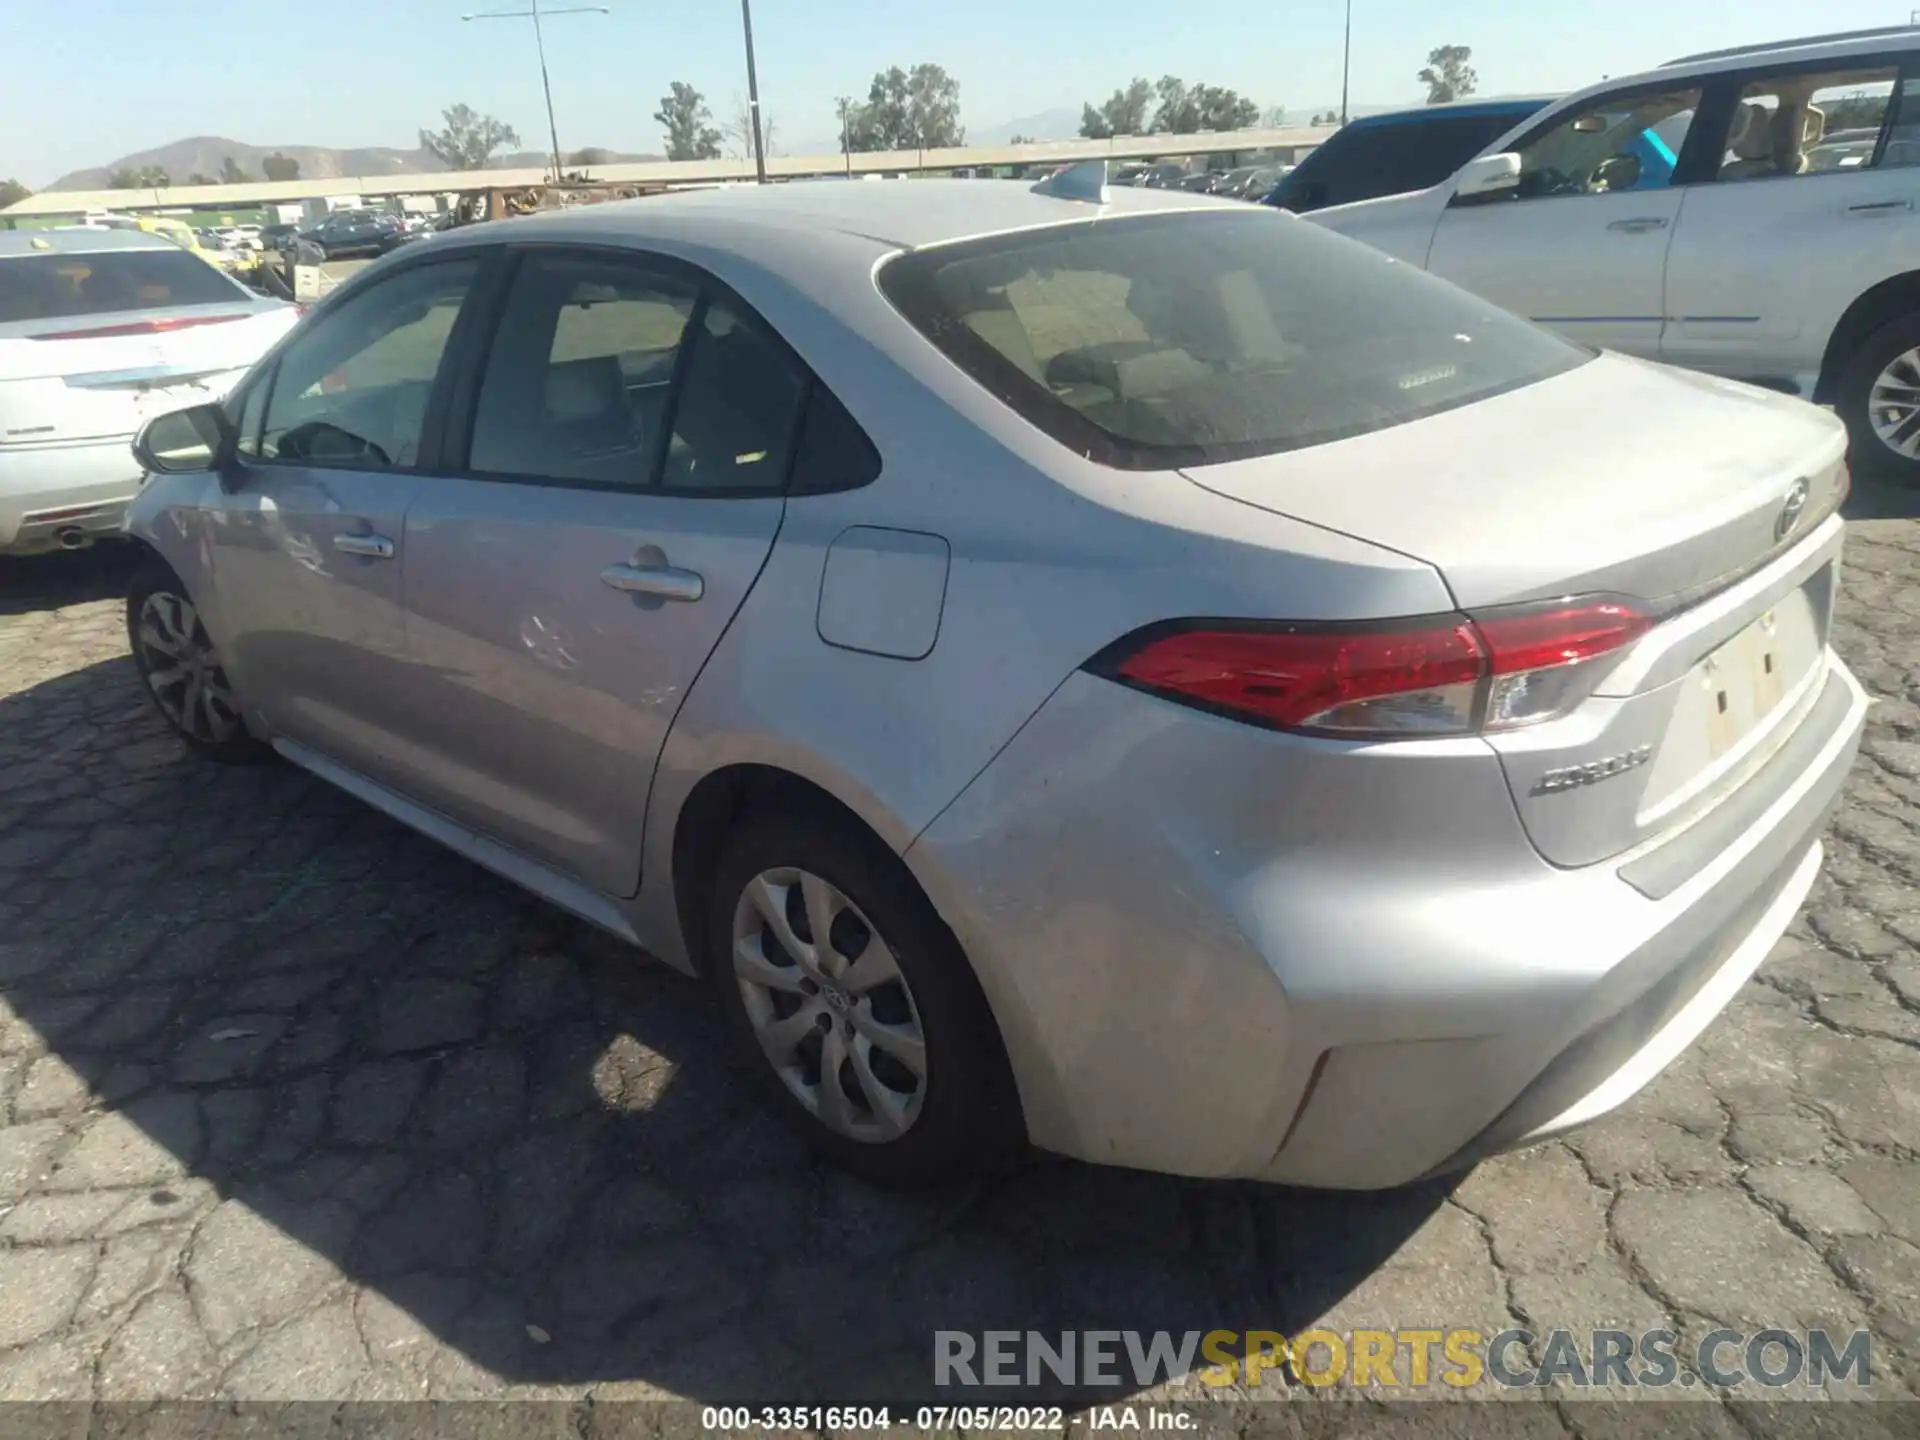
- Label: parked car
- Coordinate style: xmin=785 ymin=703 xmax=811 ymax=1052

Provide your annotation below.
xmin=123 ymin=181 xmax=1864 ymax=1189
xmin=259 ymin=223 xmax=301 ymax=253
xmin=1265 ymin=97 xmax=1558 ymax=211
xmin=1137 ymin=162 xmax=1191 ymax=188
xmin=1177 ymin=171 xmax=1219 ymax=192
xmin=0 ymin=229 xmax=297 ymax=555
xmin=302 ymin=211 xmax=406 ymax=261
xmin=1310 ymin=27 xmax=1920 ymax=482
xmin=216 ymin=225 xmax=265 ymax=252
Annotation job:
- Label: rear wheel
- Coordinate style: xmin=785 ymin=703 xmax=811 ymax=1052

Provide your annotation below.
xmin=708 ymin=810 xmax=1017 ymax=1187
xmin=125 ymin=562 xmax=267 ymax=763
xmin=1836 ymin=312 xmax=1920 ymax=487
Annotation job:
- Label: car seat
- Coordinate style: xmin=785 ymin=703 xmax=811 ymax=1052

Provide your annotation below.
xmin=1721 ymin=101 xmax=1778 ymax=180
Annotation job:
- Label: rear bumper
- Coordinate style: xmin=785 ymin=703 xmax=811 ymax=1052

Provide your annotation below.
xmin=907 ymin=655 xmax=1867 ymax=1189
xmin=0 ymin=440 xmax=143 ymax=554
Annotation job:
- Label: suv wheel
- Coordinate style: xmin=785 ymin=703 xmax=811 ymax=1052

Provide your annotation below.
xmin=708 ymin=810 xmax=1017 ymax=1187
xmin=1836 ymin=312 xmax=1920 ymax=486
xmin=125 ymin=562 xmax=267 ymax=763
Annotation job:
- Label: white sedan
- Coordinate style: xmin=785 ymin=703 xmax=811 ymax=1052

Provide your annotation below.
xmin=0 ymin=227 xmax=298 ymax=555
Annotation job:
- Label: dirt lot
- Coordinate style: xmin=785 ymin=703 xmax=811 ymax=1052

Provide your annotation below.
xmin=0 ymin=483 xmax=1915 ymax=1413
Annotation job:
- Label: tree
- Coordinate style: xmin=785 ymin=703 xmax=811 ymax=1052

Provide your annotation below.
xmin=846 ymin=63 xmax=964 ymax=151
xmin=262 ymin=152 xmax=301 ymax=181
xmin=655 ymin=82 xmax=722 ymax=161
xmin=722 ymin=97 xmax=777 ymax=161
xmin=1260 ymin=105 xmax=1287 ymax=128
xmin=1079 ymin=77 xmax=1153 ymax=139
xmin=567 ymin=146 xmax=614 ymax=166
xmin=1312 ymin=110 xmax=1342 ymax=125
xmin=220 ymin=155 xmax=251 ymax=184
xmin=419 ymin=103 xmax=521 ymax=171
xmin=185 ymin=172 xmax=217 ymax=186
xmin=0 ymin=179 xmax=31 ymax=210
xmin=107 ymin=165 xmax=170 ymax=189
xmin=1150 ymin=76 xmax=1260 ymax=134
xmin=1007 ymin=134 xmax=1036 ymax=145
xmin=1419 ymin=45 xmax=1478 ymax=104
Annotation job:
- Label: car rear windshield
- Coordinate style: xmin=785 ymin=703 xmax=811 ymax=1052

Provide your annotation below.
xmin=0 ymin=248 xmax=242 ymax=325
xmin=877 ymin=209 xmax=1588 ymax=470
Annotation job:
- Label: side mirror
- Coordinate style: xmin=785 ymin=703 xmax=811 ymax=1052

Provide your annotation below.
xmin=132 ymin=403 xmax=235 ymax=481
xmin=1452 ymin=152 xmax=1522 ymax=204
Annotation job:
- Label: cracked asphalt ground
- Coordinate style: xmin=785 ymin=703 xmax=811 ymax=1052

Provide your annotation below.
xmin=0 ymin=486 xmax=1915 ymax=1418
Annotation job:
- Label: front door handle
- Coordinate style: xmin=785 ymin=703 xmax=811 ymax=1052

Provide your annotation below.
xmin=600 ymin=562 xmax=704 ymax=602
xmin=1607 ymin=217 xmax=1669 ymax=233
xmin=332 ymin=533 xmax=395 ymax=559
xmin=1847 ymin=199 xmax=1913 ymax=217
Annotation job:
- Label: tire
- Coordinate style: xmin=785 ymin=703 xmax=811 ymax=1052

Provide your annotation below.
xmin=125 ymin=561 xmax=269 ymax=764
xmin=1835 ymin=311 xmax=1920 ymax=487
xmin=707 ymin=809 xmax=1019 ymax=1187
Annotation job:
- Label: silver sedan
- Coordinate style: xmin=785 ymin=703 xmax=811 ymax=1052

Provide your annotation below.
xmin=123 ymin=176 xmax=1867 ymax=1189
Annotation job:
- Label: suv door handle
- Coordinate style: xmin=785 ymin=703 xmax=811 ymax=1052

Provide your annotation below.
xmin=332 ymin=533 xmax=395 ymax=559
xmin=1847 ymin=199 xmax=1913 ymax=216
xmin=1607 ymin=217 xmax=1669 ymax=233
xmin=600 ymin=562 xmax=704 ymax=602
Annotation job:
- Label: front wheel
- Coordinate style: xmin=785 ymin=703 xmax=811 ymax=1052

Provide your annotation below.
xmin=125 ymin=562 xmax=268 ymax=763
xmin=1835 ymin=312 xmax=1920 ymax=487
xmin=708 ymin=811 xmax=1018 ymax=1187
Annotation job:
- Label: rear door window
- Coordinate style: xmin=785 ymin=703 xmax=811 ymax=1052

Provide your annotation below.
xmin=1716 ymin=66 xmax=1900 ymax=180
xmin=0 ymin=248 xmax=242 ymax=324
xmin=879 ymin=208 xmax=1587 ymax=470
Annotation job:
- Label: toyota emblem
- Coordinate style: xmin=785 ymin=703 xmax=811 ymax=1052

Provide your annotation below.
xmin=1775 ymin=478 xmax=1810 ymax=542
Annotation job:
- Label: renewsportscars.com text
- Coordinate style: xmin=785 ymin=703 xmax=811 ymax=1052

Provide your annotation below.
xmin=934 ymin=1327 xmax=1874 ymax=1390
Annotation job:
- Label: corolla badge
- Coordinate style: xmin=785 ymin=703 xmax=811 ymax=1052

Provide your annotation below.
xmin=1531 ymin=745 xmax=1654 ymax=796
xmin=1775 ymin=478 xmax=1811 ymax=543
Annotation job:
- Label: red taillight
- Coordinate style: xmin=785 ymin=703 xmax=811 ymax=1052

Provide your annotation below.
xmin=1095 ymin=596 xmax=1651 ymax=739
xmin=29 ymin=314 xmax=247 ymax=341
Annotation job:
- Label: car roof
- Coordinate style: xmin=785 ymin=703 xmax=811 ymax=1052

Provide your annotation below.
xmin=0 ymin=227 xmax=179 ymax=257
xmin=450 ymin=177 xmax=1244 ymax=254
xmin=1346 ymin=96 xmax=1560 ymax=130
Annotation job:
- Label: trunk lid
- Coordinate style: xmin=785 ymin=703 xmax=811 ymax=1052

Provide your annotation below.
xmin=1179 ymin=354 xmax=1847 ymax=611
xmin=0 ymin=303 xmax=295 ymax=449
xmin=1180 ymin=355 xmax=1851 ymax=867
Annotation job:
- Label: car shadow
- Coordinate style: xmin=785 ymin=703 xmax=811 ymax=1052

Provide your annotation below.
xmin=0 ymin=544 xmax=139 ymax=619
xmin=0 ymin=647 xmax=1449 ymax=1407
xmin=1842 ymin=469 xmax=1920 ymax=522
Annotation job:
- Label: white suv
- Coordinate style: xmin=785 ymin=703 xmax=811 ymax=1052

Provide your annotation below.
xmin=1310 ymin=26 xmax=1920 ymax=483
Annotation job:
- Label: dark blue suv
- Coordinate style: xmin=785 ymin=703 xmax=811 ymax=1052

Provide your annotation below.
xmin=1265 ymin=97 xmax=1556 ymax=212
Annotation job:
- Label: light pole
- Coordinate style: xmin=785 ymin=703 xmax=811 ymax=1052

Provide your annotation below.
xmin=740 ymin=0 xmax=768 ymax=183
xmin=1340 ymin=0 xmax=1352 ymax=126
xmin=462 ymin=1 xmax=611 ymax=180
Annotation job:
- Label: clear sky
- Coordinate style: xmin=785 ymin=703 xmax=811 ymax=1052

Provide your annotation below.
xmin=3 ymin=0 xmax=1912 ymax=184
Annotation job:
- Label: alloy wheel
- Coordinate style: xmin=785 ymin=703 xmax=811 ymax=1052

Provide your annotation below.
xmin=1869 ymin=346 xmax=1920 ymax=459
xmin=731 ymin=867 xmax=928 ymax=1143
xmin=135 ymin=591 xmax=243 ymax=745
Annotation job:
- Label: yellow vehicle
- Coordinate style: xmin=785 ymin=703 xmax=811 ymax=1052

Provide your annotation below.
xmin=131 ymin=216 xmax=255 ymax=279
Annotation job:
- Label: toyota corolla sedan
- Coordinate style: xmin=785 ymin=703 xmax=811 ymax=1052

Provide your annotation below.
xmin=123 ymin=176 xmax=1866 ymax=1190
xmin=1 ymin=228 xmax=297 ymax=555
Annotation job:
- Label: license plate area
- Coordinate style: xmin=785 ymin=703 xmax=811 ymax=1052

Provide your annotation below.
xmin=1637 ymin=573 xmax=1827 ymax=829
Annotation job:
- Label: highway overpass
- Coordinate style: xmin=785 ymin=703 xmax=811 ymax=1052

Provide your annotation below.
xmin=0 ymin=125 xmax=1331 ymax=220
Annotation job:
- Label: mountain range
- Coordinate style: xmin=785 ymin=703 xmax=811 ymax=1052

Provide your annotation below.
xmin=49 ymin=136 xmax=663 ymax=192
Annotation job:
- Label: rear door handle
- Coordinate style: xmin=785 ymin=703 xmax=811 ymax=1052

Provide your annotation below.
xmin=332 ymin=533 xmax=395 ymax=559
xmin=1847 ymin=199 xmax=1912 ymax=216
xmin=600 ymin=562 xmax=704 ymax=602
xmin=1607 ymin=217 xmax=1669 ymax=233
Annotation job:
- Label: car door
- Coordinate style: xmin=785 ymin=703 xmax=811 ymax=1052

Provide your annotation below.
xmin=204 ymin=255 xmax=482 ymax=792
xmin=1662 ymin=56 xmax=1920 ymax=380
xmin=392 ymin=246 xmax=808 ymax=896
xmin=1424 ymin=83 xmax=1705 ymax=357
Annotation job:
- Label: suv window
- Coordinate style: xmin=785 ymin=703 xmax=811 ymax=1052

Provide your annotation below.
xmin=879 ymin=209 xmax=1587 ymax=470
xmin=1510 ymin=88 xmax=1701 ymax=199
xmin=1886 ymin=74 xmax=1920 ymax=169
xmin=258 ymin=258 xmax=477 ymax=470
xmin=1273 ymin=109 xmax=1540 ymax=211
xmin=1718 ymin=66 xmax=1899 ymax=181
